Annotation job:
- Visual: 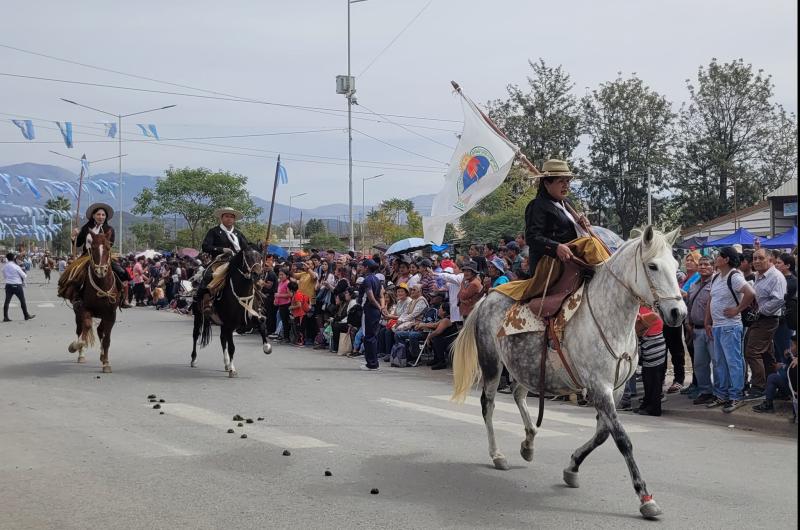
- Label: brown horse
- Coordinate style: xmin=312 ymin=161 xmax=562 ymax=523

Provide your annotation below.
xmin=67 ymin=233 xmax=119 ymax=372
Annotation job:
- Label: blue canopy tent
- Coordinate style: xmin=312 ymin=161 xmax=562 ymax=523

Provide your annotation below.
xmin=760 ymin=226 xmax=798 ymax=249
xmin=702 ymin=227 xmax=758 ymax=248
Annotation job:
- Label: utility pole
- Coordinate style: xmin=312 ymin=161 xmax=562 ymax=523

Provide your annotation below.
xmin=338 ymin=0 xmax=368 ymax=252
xmin=647 ymin=170 xmax=652 ymax=225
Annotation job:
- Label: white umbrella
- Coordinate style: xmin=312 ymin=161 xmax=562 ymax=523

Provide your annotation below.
xmin=385 ymin=237 xmax=433 ymax=256
xmin=135 ymin=249 xmax=161 ymax=260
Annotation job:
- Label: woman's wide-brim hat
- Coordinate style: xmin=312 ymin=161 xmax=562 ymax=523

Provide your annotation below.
xmin=540 ymin=159 xmax=576 ymax=178
xmin=214 ymin=207 xmax=242 ymax=221
xmin=86 ymin=202 xmax=114 ymax=221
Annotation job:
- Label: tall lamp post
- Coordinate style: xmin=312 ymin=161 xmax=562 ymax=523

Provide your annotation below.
xmin=289 ymin=192 xmax=307 ymax=253
xmin=337 ymin=0 xmax=369 ymax=252
xmin=361 ymin=173 xmax=383 ymax=254
xmin=60 ymin=98 xmax=175 ymax=255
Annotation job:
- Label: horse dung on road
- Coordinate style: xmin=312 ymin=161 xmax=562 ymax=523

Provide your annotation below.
xmin=451 ymin=226 xmax=687 ymax=519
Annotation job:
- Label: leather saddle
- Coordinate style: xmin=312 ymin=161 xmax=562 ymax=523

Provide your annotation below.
xmin=526 ymin=258 xmax=592 ymax=319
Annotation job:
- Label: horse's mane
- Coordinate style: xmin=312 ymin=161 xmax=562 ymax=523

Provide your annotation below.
xmin=610 ymin=229 xmax=671 ymax=262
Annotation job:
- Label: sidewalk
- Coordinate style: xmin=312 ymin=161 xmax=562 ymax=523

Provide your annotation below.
xmin=657 ymin=390 xmax=798 ymax=437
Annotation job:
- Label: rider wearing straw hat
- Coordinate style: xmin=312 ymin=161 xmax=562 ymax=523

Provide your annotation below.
xmin=195 ymin=207 xmax=252 ymax=316
xmin=58 ymin=202 xmax=130 ymax=304
xmin=495 ymin=159 xmax=609 ymax=302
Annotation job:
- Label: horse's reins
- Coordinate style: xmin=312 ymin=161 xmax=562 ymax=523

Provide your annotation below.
xmin=585 ymin=241 xmax=682 ymax=390
xmin=228 ymin=252 xmax=263 ymax=321
xmin=87 ymin=244 xmax=117 ymax=304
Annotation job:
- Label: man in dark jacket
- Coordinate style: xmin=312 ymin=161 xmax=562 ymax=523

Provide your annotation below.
xmin=195 ymin=207 xmax=251 ymax=316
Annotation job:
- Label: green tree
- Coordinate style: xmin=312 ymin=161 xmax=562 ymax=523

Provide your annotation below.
xmin=305 ymin=232 xmax=347 ymax=251
xmin=129 ymin=220 xmax=171 ymax=250
xmin=45 ymin=196 xmax=72 ymax=255
xmin=133 ymin=167 xmax=261 ymax=247
xmin=365 ymin=198 xmax=423 ymax=244
xmin=580 ymin=74 xmax=675 ymax=238
xmin=673 ymin=58 xmax=789 ymax=225
xmin=486 ymin=59 xmax=582 ymax=167
xmin=304 ymin=218 xmax=326 ymax=237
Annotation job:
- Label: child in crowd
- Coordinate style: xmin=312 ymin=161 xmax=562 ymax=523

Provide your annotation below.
xmin=634 ymin=307 xmax=667 ymax=416
xmin=288 ymin=281 xmax=310 ymax=347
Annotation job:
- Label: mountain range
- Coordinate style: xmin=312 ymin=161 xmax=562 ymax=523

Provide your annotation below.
xmin=0 ymin=163 xmax=435 ymax=229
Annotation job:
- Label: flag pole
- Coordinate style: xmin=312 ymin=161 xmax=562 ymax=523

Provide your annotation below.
xmin=265 ymin=155 xmax=281 ymax=248
xmin=72 ymin=154 xmax=87 ymax=256
xmin=450 ymin=80 xmax=610 ymax=254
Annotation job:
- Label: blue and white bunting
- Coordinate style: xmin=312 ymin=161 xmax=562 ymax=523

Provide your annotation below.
xmin=278 ymin=161 xmax=288 ymax=184
xmin=103 ymin=122 xmax=118 ymax=138
xmin=136 ymin=123 xmax=160 ymax=140
xmin=11 ymin=119 xmax=35 ymax=140
xmin=55 ymin=121 xmax=74 ymax=148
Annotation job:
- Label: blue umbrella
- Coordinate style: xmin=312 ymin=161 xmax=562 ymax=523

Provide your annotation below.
xmin=592 ymin=226 xmax=624 ymax=252
xmin=385 ymin=237 xmax=432 ymax=256
xmin=266 ymin=244 xmax=288 ymax=259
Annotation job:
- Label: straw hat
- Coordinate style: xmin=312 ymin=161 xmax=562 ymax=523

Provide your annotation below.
xmin=85 ymin=202 xmax=114 ymax=221
xmin=540 ymin=159 xmax=576 ymax=178
xmin=213 ymin=207 xmax=242 ymax=221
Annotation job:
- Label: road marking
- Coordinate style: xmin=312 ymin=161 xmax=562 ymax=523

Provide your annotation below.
xmin=378 ymin=398 xmax=566 ymax=438
xmin=429 ymin=395 xmax=650 ymax=433
xmin=37 ymin=303 xmax=55 ymax=308
xmin=157 ymin=403 xmax=336 ymax=449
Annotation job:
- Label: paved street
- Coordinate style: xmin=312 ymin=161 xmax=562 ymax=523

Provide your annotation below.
xmin=1 ymin=271 xmax=797 ymax=529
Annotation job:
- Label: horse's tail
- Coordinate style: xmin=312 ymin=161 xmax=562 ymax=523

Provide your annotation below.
xmin=200 ymin=314 xmax=213 ymax=347
xmin=451 ymin=297 xmax=484 ymax=403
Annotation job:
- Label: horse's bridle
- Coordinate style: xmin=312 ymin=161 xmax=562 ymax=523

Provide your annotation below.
xmin=89 ymin=243 xmax=110 ymax=278
xmin=606 ymin=242 xmax=682 ymax=312
xmin=236 ymin=250 xmax=262 ymax=279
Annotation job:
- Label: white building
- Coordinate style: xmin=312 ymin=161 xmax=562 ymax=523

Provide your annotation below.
xmin=681 ymin=176 xmax=797 ymax=240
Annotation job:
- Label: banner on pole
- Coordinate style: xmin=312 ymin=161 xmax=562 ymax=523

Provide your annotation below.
xmin=422 ymin=89 xmax=518 ymax=244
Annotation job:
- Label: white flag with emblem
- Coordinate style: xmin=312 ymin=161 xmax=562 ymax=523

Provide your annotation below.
xmin=422 ymin=89 xmax=518 ymax=244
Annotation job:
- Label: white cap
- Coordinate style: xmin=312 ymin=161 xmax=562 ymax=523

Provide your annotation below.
xmin=356 ymin=277 xmax=364 ymax=284
xmin=443 ymin=267 xmax=454 ymax=273
xmin=442 ymin=252 xmax=450 ymax=258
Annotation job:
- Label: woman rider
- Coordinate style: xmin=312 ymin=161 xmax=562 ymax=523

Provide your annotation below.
xmin=58 ymin=203 xmax=129 ymax=303
xmin=524 ymin=159 xmax=590 ymax=275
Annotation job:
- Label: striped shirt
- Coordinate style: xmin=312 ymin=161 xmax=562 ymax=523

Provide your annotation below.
xmin=639 ymin=333 xmax=667 ymax=368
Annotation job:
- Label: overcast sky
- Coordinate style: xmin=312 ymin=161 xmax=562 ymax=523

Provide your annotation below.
xmin=1 ymin=0 xmax=796 ymax=208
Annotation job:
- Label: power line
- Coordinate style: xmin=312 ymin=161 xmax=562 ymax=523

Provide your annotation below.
xmin=357 ymin=0 xmax=434 ymax=78
xmin=1 ymin=121 xmax=445 ymax=173
xmin=352 ymin=128 xmax=448 ymax=164
xmin=357 ymin=101 xmax=456 ymax=150
xmin=1 ymin=109 xmax=446 ymax=169
xmin=0 ymin=43 xmax=462 ymax=124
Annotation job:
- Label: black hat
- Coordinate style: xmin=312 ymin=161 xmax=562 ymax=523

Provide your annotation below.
xmin=461 ymin=260 xmax=479 ymax=273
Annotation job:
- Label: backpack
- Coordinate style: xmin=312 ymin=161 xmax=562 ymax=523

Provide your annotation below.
xmin=346 ymin=303 xmax=363 ymax=328
xmin=390 ymin=342 xmax=407 ymax=368
xmin=712 ymin=270 xmax=758 ymax=325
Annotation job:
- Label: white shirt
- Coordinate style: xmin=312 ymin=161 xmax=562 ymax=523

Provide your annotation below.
xmin=553 ymin=200 xmax=589 ymax=238
xmin=3 ymin=261 xmax=27 ymax=285
xmin=710 ymin=269 xmax=749 ymax=327
xmin=437 ymin=272 xmax=463 ymax=322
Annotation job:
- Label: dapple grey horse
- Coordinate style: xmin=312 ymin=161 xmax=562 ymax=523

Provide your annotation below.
xmin=452 ymin=226 xmax=686 ymax=519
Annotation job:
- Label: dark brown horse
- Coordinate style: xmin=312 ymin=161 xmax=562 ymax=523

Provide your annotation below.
xmin=67 ymin=233 xmax=118 ymax=372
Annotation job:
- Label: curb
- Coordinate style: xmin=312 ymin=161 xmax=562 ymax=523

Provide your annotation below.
xmin=661 ymin=397 xmax=798 ymax=437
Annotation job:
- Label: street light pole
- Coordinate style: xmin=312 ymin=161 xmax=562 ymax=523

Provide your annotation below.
xmin=60 ymin=99 xmax=175 ymax=255
xmin=361 ymin=173 xmax=383 ymax=254
xmin=346 ymin=0 xmax=368 ymax=252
